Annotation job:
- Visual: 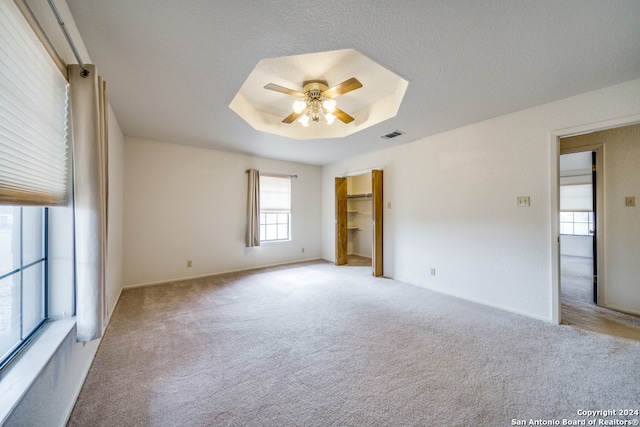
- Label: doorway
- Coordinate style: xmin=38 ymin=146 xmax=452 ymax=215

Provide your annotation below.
xmin=335 ymin=170 xmax=383 ymax=276
xmin=559 ymin=150 xmax=597 ymax=310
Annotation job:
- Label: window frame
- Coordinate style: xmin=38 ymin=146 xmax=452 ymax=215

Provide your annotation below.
xmin=0 ymin=206 xmax=48 ymax=372
xmin=259 ymin=174 xmax=292 ymax=243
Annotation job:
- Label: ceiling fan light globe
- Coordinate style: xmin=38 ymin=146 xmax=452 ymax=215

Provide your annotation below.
xmin=325 ymin=113 xmax=336 ymax=125
xmin=322 ymin=99 xmax=337 ymax=113
xmin=298 ymin=115 xmax=310 ymax=126
xmin=292 ymin=100 xmax=307 ymax=114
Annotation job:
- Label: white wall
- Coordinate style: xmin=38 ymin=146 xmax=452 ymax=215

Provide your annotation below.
xmin=560 ymin=235 xmax=593 ymax=258
xmin=123 ymin=138 xmax=322 ymax=287
xmin=321 ymin=79 xmax=640 ymax=322
xmin=561 ymin=124 xmax=640 ymax=315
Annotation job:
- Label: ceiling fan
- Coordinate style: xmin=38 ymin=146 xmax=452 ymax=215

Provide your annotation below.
xmin=264 ymin=77 xmax=362 ymax=127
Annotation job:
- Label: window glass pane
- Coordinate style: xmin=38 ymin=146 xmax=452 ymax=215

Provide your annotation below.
xmin=0 ymin=273 xmax=21 ymax=358
xmin=259 ymin=224 xmax=266 ymax=241
xmin=574 ymin=212 xmax=589 ymax=222
xmin=266 ymin=213 xmax=277 ymax=224
xmin=23 ymin=207 xmax=44 ymax=265
xmin=265 ymin=225 xmax=277 ymax=241
xmin=559 ymin=212 xmax=574 ymax=222
xmin=277 ymin=224 xmax=288 ymax=240
xmin=559 ymin=223 xmax=574 ymax=235
xmin=22 ymin=263 xmax=45 ymax=334
xmin=0 ymin=206 xmax=20 ymax=276
xmin=574 ymin=223 xmax=590 ymax=236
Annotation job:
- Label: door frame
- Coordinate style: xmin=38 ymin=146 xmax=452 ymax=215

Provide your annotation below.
xmin=549 ymin=114 xmax=640 ymax=324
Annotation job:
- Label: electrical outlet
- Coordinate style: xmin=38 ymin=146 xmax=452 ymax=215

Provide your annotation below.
xmin=517 ymin=196 xmax=530 ymax=207
xmin=430 ymin=268 xmax=436 ymax=276
xmin=187 ymin=260 xmax=192 ymax=267
xmin=301 ymin=247 xmax=305 ymax=253
xmin=626 ymin=196 xmax=636 ymax=207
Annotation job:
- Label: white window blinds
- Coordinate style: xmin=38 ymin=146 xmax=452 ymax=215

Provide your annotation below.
xmin=0 ymin=0 xmax=69 ymax=206
xmin=560 ymin=184 xmax=592 ymax=212
xmin=260 ymin=175 xmax=291 ymax=212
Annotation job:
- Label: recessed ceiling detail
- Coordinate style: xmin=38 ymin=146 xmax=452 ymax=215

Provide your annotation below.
xmin=229 ymin=49 xmax=409 ymax=140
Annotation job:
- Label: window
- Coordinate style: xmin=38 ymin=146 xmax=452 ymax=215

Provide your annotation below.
xmin=259 ymin=175 xmax=291 ymax=242
xmin=560 ymin=183 xmax=594 ymax=236
xmin=0 ymin=0 xmax=69 ymax=371
xmin=0 ymin=206 xmax=47 ymax=371
xmin=560 ymin=211 xmax=594 ymax=236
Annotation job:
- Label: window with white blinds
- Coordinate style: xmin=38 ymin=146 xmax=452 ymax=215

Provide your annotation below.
xmin=259 ymin=175 xmax=291 ymax=242
xmin=560 ymin=184 xmax=592 ymax=212
xmin=0 ymin=0 xmax=69 ymax=206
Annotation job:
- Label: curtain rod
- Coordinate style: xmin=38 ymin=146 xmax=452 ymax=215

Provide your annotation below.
xmin=47 ymin=0 xmax=88 ymax=77
xmin=245 ymin=169 xmax=298 ymax=178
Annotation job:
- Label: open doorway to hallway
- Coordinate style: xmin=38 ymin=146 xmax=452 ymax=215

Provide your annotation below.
xmin=559 ymin=129 xmax=640 ymax=340
xmin=559 ymin=151 xmax=595 ymax=307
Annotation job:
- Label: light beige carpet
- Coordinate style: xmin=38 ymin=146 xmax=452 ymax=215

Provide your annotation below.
xmin=68 ymin=260 xmax=640 ymax=426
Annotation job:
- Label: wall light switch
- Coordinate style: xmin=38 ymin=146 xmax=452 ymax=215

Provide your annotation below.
xmin=626 ymin=196 xmax=636 ymax=207
xmin=517 ymin=196 xmax=530 ymax=207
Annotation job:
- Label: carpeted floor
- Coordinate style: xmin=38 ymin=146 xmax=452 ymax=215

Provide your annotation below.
xmin=68 ymin=260 xmax=640 ymax=426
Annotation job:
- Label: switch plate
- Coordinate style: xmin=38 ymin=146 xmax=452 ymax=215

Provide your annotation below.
xmin=626 ymin=196 xmax=636 ymax=207
xmin=517 ymin=196 xmax=530 ymax=207
xmin=187 ymin=260 xmax=192 ymax=267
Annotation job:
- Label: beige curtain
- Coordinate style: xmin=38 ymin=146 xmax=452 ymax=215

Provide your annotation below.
xmin=68 ymin=64 xmax=108 ymax=342
xmin=246 ymin=169 xmax=260 ymax=247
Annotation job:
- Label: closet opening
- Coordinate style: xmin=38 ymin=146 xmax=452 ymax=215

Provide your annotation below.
xmin=335 ymin=170 xmax=383 ymax=276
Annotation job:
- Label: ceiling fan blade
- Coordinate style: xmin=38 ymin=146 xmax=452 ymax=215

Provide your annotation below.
xmin=333 ymin=108 xmax=355 ymax=124
xmin=282 ymin=108 xmax=307 ymax=124
xmin=264 ymin=83 xmax=305 ymax=98
xmin=324 ymin=77 xmax=362 ymax=98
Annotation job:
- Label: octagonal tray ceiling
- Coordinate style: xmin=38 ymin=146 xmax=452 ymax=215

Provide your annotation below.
xmin=229 ymin=49 xmax=408 ymax=140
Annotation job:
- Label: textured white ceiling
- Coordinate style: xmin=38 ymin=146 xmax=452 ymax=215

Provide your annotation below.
xmin=229 ymin=49 xmax=408 ymax=140
xmin=65 ymin=0 xmax=640 ymax=165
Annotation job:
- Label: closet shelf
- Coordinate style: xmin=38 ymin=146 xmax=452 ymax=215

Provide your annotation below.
xmin=347 ymin=193 xmax=372 ymax=199
xmin=348 ymin=210 xmax=358 ymax=213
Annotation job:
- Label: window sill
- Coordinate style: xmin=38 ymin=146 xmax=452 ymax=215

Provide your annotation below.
xmin=0 ymin=317 xmax=76 ymax=425
xmin=259 ymin=239 xmax=292 ymax=245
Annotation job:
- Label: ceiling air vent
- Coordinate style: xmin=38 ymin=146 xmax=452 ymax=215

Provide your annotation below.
xmin=381 ymin=130 xmax=404 ymax=139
